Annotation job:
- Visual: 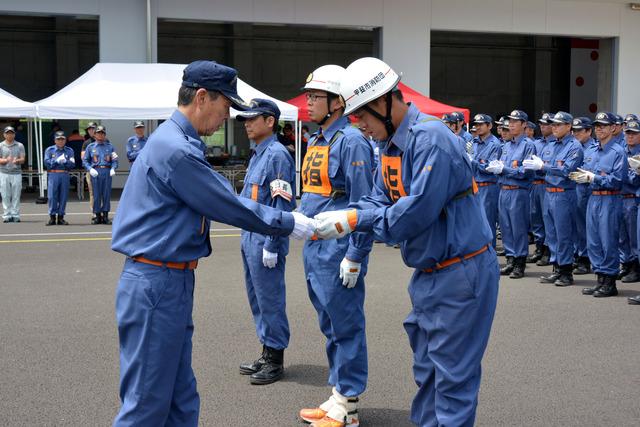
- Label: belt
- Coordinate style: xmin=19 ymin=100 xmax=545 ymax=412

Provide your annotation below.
xmin=96 ymin=165 xmax=110 ymax=168
xmin=132 ymin=256 xmax=198 ymax=270
xmin=623 ymin=194 xmax=636 ymax=199
xmin=477 ymin=182 xmax=495 ymax=187
xmin=592 ymin=190 xmax=620 ymax=196
xmin=501 ymin=185 xmax=521 ymax=190
xmin=533 ymin=180 xmax=545 ymax=185
xmin=545 ymin=187 xmax=565 ymax=193
xmin=422 ymin=245 xmax=489 ymax=273
xmin=49 ymin=169 xmax=68 ymax=173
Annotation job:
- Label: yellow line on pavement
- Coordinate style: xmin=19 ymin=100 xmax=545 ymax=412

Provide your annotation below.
xmin=0 ymin=233 xmax=241 ymax=244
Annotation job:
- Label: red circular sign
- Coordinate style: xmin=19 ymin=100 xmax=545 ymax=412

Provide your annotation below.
xmin=589 ymin=103 xmax=598 ymax=113
xmin=591 ymin=51 xmax=599 ymax=61
xmin=576 ymin=76 xmax=585 ymax=87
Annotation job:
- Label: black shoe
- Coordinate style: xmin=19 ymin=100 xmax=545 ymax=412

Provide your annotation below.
xmin=13 ymin=217 xmax=20 ymax=223
xmin=573 ymin=257 xmax=591 ymax=275
xmin=554 ymin=265 xmax=574 ymax=287
xmin=621 ymin=260 xmax=640 ymax=283
xmin=536 ymin=246 xmax=551 ymax=266
xmin=527 ymin=243 xmax=543 ymax=264
xmin=240 ymin=346 xmax=267 ymax=375
xmin=618 ymin=262 xmax=632 ymax=280
xmin=46 ymin=215 xmax=56 ymax=226
xmin=540 ymin=264 xmax=560 ymax=283
xmin=102 ymin=212 xmax=112 ymax=225
xmin=249 ymin=346 xmax=284 ymax=385
xmin=500 ymin=256 xmax=514 ymax=275
xmin=91 ymin=215 xmax=101 ymax=225
xmin=628 ymin=295 xmax=640 ymax=305
xmin=582 ymin=274 xmax=603 ymax=295
xmin=509 ymin=257 xmax=525 ymax=279
xmin=2 ymin=217 xmax=10 ymax=223
xmin=57 ymin=215 xmax=68 ymax=225
xmin=593 ymin=275 xmax=618 ymax=297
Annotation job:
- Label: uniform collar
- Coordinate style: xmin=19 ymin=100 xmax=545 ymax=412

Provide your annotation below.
xmin=559 ymin=134 xmax=572 ymax=144
xmin=479 ymin=133 xmax=494 ymax=143
xmin=627 ymin=143 xmax=640 ymax=155
xmin=255 ymin=134 xmax=277 ymax=157
xmin=170 ymin=110 xmax=202 ymax=143
xmin=512 ymin=133 xmax=526 ymax=144
xmin=317 ymin=116 xmax=349 ymax=143
xmin=598 ymin=139 xmax=615 ymax=151
xmin=390 ymin=103 xmax=421 ymax=152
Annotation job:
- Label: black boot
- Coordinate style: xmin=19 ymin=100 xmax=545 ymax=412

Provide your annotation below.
xmin=509 ymin=257 xmax=525 ymax=279
xmin=540 ymin=264 xmax=560 ymax=283
xmin=621 ymin=259 xmax=640 ymax=283
xmin=573 ymin=257 xmax=591 ymax=275
xmin=618 ymin=262 xmax=632 ymax=280
xmin=240 ymin=346 xmax=267 ymax=375
xmin=593 ymin=275 xmax=618 ymax=297
xmin=527 ymin=243 xmax=543 ymax=264
xmin=582 ymin=274 xmax=603 ymax=295
xmin=102 ymin=212 xmax=112 ymax=225
xmin=554 ymin=264 xmax=574 ymax=287
xmin=249 ymin=346 xmax=284 ymax=385
xmin=628 ymin=294 xmax=640 ymax=305
xmin=500 ymin=256 xmax=514 ymax=275
xmin=536 ymin=246 xmax=551 ymax=266
xmin=57 ymin=215 xmax=68 ymax=225
xmin=91 ymin=214 xmax=101 ymax=224
xmin=46 ymin=215 xmax=56 ymax=226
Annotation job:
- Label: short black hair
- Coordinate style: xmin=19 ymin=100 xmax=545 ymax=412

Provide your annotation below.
xmin=392 ymin=89 xmax=404 ymax=102
xmin=177 ymin=86 xmax=220 ymax=106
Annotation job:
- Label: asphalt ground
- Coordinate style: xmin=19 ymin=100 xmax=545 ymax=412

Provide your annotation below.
xmin=1 ymin=195 xmax=639 ymax=426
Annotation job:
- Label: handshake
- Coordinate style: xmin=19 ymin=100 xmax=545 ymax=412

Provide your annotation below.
xmin=290 ymin=210 xmax=357 ymax=241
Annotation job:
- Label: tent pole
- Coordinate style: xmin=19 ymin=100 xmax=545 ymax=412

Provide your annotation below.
xmin=37 ymin=119 xmax=44 ymax=198
xmin=295 ymin=120 xmax=301 ymax=197
xmin=27 ymin=118 xmax=33 ymax=186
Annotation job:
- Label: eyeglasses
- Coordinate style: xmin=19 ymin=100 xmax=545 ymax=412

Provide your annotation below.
xmin=305 ymin=93 xmax=328 ymax=102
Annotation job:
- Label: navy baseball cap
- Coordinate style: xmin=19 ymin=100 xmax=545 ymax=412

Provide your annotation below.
xmin=472 ymin=113 xmax=492 ymax=124
xmin=182 ymin=60 xmax=247 ymax=111
xmin=624 ymin=114 xmax=639 ymax=124
xmin=3 ymin=126 xmax=15 ymax=133
xmin=85 ymin=122 xmax=97 ymax=130
xmin=508 ymin=109 xmax=528 ymax=121
xmin=613 ymin=114 xmax=624 ymax=125
xmin=624 ymin=120 xmax=640 ymax=133
xmin=538 ymin=113 xmax=554 ymax=124
xmin=441 ymin=113 xmax=455 ymax=123
xmin=95 ymin=125 xmax=106 ymax=133
xmin=594 ymin=111 xmax=616 ymax=125
xmin=550 ymin=111 xmax=573 ymax=124
xmin=572 ymin=117 xmax=593 ymax=130
xmin=54 ymin=130 xmax=66 ymax=139
xmin=450 ymin=111 xmax=465 ymax=122
xmin=235 ymin=98 xmax=281 ymax=122
xmin=133 ymin=120 xmax=145 ymax=128
xmin=526 ymin=121 xmax=537 ymax=130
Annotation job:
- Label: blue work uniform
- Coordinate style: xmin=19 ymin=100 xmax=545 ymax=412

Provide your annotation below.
xmin=239 ymin=134 xmax=296 ymax=350
xmin=619 ymin=144 xmax=640 ymax=264
xmin=497 ymin=134 xmax=536 ymax=258
xmin=540 ymin=134 xmax=584 ymax=266
xmin=111 ymin=110 xmax=295 ymax=427
xmin=82 ymin=141 xmax=118 ymax=214
xmin=44 ymin=145 xmax=75 ymax=216
xmin=458 ymin=128 xmax=473 ymax=144
xmin=351 ymin=104 xmax=499 ymax=427
xmin=298 ymin=115 xmax=374 ymax=398
xmin=582 ymin=141 xmax=627 ymax=276
xmin=126 ymin=135 xmax=147 ymax=163
xmin=530 ymin=136 xmax=554 ymax=246
xmin=471 ymin=134 xmax=502 ymax=247
xmin=575 ymin=138 xmax=596 ymax=259
xmin=611 ymin=132 xmax=625 ymax=146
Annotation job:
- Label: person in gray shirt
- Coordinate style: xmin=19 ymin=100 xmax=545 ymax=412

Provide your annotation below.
xmin=0 ymin=126 xmax=26 ymax=222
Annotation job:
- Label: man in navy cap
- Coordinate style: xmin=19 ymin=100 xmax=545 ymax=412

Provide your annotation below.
xmin=0 ymin=126 xmax=25 ymax=222
xmin=571 ymin=117 xmax=596 ymax=275
xmin=44 ymin=131 xmax=75 ymax=225
xmin=570 ymin=111 xmax=627 ymax=298
xmin=525 ymin=121 xmax=537 ymax=139
xmin=624 ymin=119 xmax=640 ymax=304
xmin=235 ymin=99 xmax=296 ymax=385
xmin=487 ymin=109 xmax=536 ymax=278
xmin=624 ymin=113 xmax=639 ymax=125
xmin=611 ymin=114 xmax=625 ymax=146
xmin=83 ymin=125 xmax=118 ymax=224
xmin=470 ymin=114 xmax=502 ymax=247
xmin=111 ymin=60 xmax=316 ymax=426
xmin=525 ymin=112 xmax=583 ymax=286
xmin=81 ymin=122 xmax=98 ymax=217
xmin=443 ymin=112 xmax=472 ymax=151
xmin=126 ymin=121 xmax=147 ymax=163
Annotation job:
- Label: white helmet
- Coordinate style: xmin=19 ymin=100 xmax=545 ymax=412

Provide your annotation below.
xmin=341 ymin=57 xmax=400 ymax=115
xmin=303 ymin=64 xmax=346 ymax=96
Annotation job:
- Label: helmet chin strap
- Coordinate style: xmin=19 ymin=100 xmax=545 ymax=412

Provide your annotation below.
xmin=362 ymin=91 xmax=395 ymax=139
xmin=318 ymin=95 xmax=334 ymax=126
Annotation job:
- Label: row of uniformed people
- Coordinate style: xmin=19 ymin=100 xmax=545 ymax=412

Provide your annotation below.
xmin=468 ymin=109 xmax=640 ymax=304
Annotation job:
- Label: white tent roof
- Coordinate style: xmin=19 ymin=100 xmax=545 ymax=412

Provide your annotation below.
xmin=35 ymin=63 xmax=298 ymax=121
xmin=0 ymin=87 xmax=36 ymax=118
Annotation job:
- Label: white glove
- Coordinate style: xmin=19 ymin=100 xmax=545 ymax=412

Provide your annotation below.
xmin=629 ymin=156 xmax=640 ymax=172
xmin=56 ymin=154 xmax=67 ymax=164
xmin=466 ymin=152 xmax=474 ymax=162
xmin=262 ymin=248 xmax=278 ymax=269
xmin=110 ymin=168 xmax=116 ymax=177
xmin=339 ymin=258 xmax=361 ymax=288
xmin=111 ymin=152 xmax=118 ymax=160
xmin=486 ymin=160 xmax=504 ymax=175
xmin=523 ymin=155 xmax=544 ymax=171
xmin=290 ymin=212 xmax=316 ymax=240
xmin=314 ymin=210 xmax=357 ymax=240
xmin=69 ymin=157 xmax=75 ymax=164
xmin=577 ymin=167 xmax=595 ymax=183
xmin=89 ymin=168 xmax=98 ymax=178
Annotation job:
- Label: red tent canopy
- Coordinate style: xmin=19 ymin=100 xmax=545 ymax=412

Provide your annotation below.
xmin=286 ymin=82 xmax=469 ymax=122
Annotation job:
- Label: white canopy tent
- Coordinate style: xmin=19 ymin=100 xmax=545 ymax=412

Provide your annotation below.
xmin=0 ymin=88 xmax=38 ymax=187
xmin=32 ymin=63 xmax=299 ymax=196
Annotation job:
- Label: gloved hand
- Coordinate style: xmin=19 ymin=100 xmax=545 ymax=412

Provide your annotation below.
xmin=111 ymin=152 xmax=119 ymax=160
xmin=629 ymin=156 xmax=640 ymax=172
xmin=290 ymin=212 xmax=316 ymax=240
xmin=339 ymin=258 xmax=361 ymax=288
xmin=89 ymin=168 xmax=98 ymax=178
xmin=314 ymin=209 xmax=357 ymax=240
xmin=523 ymin=155 xmax=544 ymax=171
xmin=569 ymin=168 xmax=595 ymax=184
xmin=262 ymin=248 xmax=278 ymax=269
xmin=56 ymin=154 xmax=67 ymax=164
xmin=486 ymin=160 xmax=504 ymax=175
xmin=466 ymin=152 xmax=474 ymax=162
xmin=110 ymin=168 xmax=116 ymax=177
xmin=69 ymin=157 xmax=75 ymax=165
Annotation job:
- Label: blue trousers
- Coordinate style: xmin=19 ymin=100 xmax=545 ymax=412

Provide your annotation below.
xmin=587 ymin=195 xmax=622 ymax=276
xmin=404 ymin=248 xmax=499 ymax=427
xmin=619 ymin=197 xmax=638 ymax=263
xmin=47 ymin=171 xmax=70 ymax=215
xmin=241 ymin=232 xmax=290 ymax=350
xmin=477 ymin=183 xmax=499 ymax=247
xmin=529 ymin=182 xmax=546 ymax=245
xmin=113 ymin=259 xmax=199 ymax=427
xmin=91 ymin=168 xmax=112 ymax=214
xmin=303 ymin=237 xmax=368 ymax=397
xmin=498 ymin=188 xmax=530 ymax=257
xmin=543 ymin=190 xmax=577 ymax=266
xmin=575 ymin=186 xmax=590 ymax=258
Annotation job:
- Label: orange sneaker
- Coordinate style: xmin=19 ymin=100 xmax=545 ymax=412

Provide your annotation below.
xmin=299 ymin=407 xmax=328 ymax=424
xmin=309 ymin=414 xmax=359 ymax=427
